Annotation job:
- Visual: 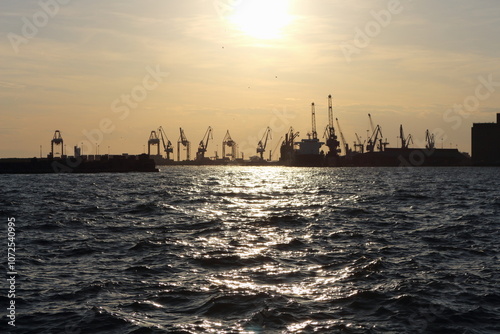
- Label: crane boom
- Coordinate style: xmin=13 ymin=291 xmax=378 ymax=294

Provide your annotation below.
xmin=335 ymin=118 xmax=348 ymax=155
xmin=368 ymin=114 xmax=375 ymax=134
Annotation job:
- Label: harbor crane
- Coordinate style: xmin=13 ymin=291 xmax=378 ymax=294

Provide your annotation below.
xmin=147 ymin=130 xmax=161 ymax=156
xmin=336 ymin=118 xmax=349 ymax=155
xmin=177 ymin=128 xmax=190 ymax=161
xmin=425 ymin=130 xmax=435 ymax=150
xmin=51 ymin=130 xmax=64 ymax=158
xmin=257 ymin=127 xmax=272 ymax=160
xmin=399 ymin=125 xmax=413 ymax=149
xmin=354 ymin=133 xmax=365 ymax=153
xmin=366 ymin=126 xmax=380 ymax=153
xmin=279 ymin=127 xmax=299 ymax=163
xmin=366 ymin=125 xmax=389 ymax=153
xmin=157 ymin=126 xmax=173 ymax=160
xmin=283 ymin=127 xmax=299 ymax=148
xmin=196 ymin=126 xmax=213 ymax=161
xmin=366 ymin=114 xmax=389 ymax=153
xmin=326 ymin=94 xmax=340 ymax=157
xmin=222 ymin=130 xmax=237 ymax=160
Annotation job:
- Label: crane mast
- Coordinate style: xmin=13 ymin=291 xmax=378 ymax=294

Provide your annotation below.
xmin=310 ymin=103 xmax=317 ymax=139
xmin=177 ymin=128 xmax=190 ymax=161
xmin=328 ymin=95 xmax=334 ymax=129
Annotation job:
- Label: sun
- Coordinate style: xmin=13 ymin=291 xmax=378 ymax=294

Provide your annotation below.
xmin=229 ymin=0 xmax=292 ymax=40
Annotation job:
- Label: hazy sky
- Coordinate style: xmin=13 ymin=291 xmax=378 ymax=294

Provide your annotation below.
xmin=1 ymin=0 xmax=499 ymax=158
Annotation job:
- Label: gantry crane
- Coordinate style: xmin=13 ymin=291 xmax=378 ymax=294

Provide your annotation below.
xmin=157 ymin=126 xmax=173 ymax=160
xmin=326 ymin=94 xmax=340 ymax=157
xmin=257 ymin=127 xmax=272 ymax=160
xmin=335 ymin=118 xmax=350 ymax=155
xmin=51 ymin=130 xmax=64 ymax=158
xmin=196 ymin=126 xmax=213 ymax=161
xmin=399 ymin=125 xmax=413 ymax=149
xmin=222 ymin=130 xmax=237 ymax=160
xmin=147 ymin=130 xmax=161 ymax=156
xmin=177 ymin=128 xmax=190 ymax=161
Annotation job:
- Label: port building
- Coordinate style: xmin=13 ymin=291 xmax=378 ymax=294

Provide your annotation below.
xmin=471 ymin=113 xmax=500 ymax=165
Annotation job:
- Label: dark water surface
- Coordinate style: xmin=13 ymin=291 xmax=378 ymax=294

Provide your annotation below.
xmin=1 ymin=167 xmax=499 ymax=333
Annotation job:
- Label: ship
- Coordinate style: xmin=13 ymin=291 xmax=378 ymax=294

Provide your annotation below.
xmin=339 ymin=148 xmax=469 ymax=167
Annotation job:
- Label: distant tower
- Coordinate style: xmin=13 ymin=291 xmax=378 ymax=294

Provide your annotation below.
xmin=51 ymin=130 xmax=64 ymax=158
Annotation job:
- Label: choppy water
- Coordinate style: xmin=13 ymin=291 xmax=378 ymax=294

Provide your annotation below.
xmin=1 ymin=167 xmax=499 ymax=333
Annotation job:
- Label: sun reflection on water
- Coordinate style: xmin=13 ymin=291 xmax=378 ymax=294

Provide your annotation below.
xmin=168 ymin=167 xmax=368 ymax=331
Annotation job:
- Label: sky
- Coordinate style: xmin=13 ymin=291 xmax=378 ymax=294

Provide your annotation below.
xmin=1 ymin=0 xmax=500 ymax=158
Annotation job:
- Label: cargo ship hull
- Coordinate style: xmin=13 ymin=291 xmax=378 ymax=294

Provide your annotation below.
xmin=280 ymin=148 xmax=470 ymax=167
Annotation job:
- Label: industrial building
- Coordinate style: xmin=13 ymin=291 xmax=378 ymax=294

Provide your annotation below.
xmin=471 ymin=113 xmax=500 ymax=165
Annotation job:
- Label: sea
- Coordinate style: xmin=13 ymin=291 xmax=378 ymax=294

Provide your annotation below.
xmin=1 ymin=166 xmax=499 ymax=334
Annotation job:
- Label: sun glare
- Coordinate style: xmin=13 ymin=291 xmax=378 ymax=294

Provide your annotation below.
xmin=229 ymin=0 xmax=292 ymax=40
